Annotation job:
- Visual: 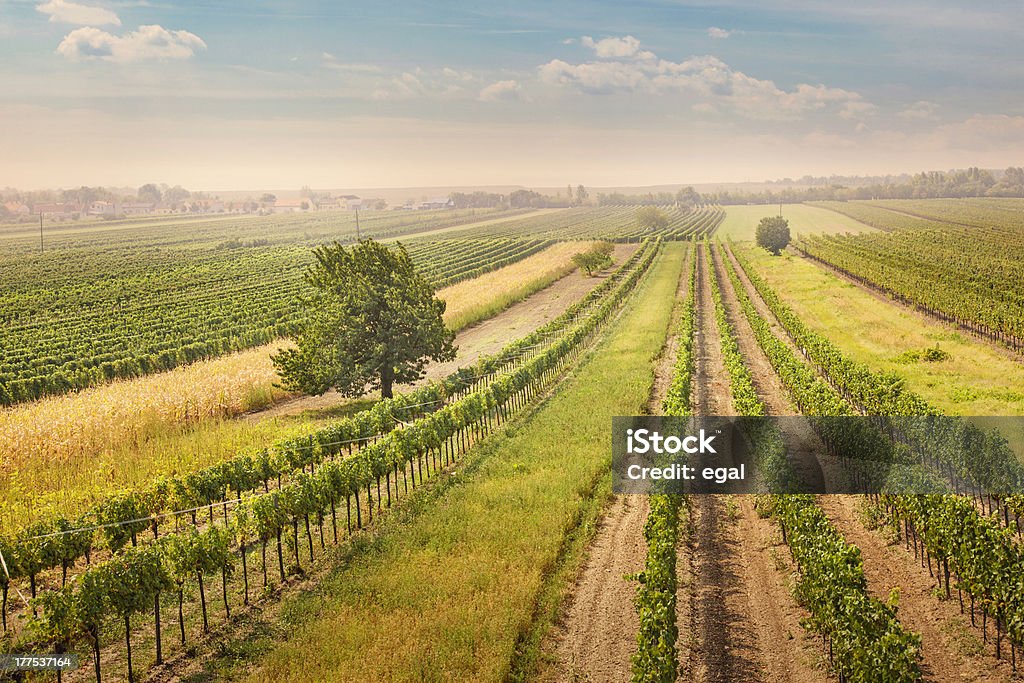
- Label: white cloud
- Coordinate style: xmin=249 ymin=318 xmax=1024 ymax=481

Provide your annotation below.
xmin=370 ymin=67 xmax=474 ymax=100
xmin=372 ymin=72 xmax=426 ymax=100
xmin=322 ymin=52 xmax=383 ymax=73
xmin=898 ymin=100 xmax=940 ymax=120
xmin=707 ymin=27 xmax=732 ymax=39
xmin=540 ymin=58 xmax=649 ymax=93
xmin=838 ymin=99 xmax=878 ymax=119
xmin=57 ymin=25 xmax=205 ymax=62
xmin=479 ymin=79 xmax=521 ymax=102
xmin=540 ymin=37 xmax=871 ymax=121
xmin=442 ymin=67 xmax=475 ymax=82
xmin=931 ymin=114 xmax=1024 ymax=149
xmin=580 ymin=35 xmax=654 ymax=60
xmin=37 ymin=0 xmax=121 ymax=27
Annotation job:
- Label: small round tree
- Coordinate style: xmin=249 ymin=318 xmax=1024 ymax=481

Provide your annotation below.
xmin=571 ymin=242 xmax=614 ymax=277
xmin=636 ymin=206 xmax=669 ymax=233
xmin=756 ymin=216 xmax=791 ymax=255
xmin=273 ymin=239 xmax=456 ymax=399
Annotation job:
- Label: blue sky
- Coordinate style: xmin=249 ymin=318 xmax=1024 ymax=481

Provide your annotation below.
xmin=2 ymin=0 xmax=1023 ymax=189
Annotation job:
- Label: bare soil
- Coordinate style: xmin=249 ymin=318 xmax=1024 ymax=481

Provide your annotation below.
xmin=681 ymin=244 xmax=824 ymax=683
xmin=694 ymin=246 xmax=733 ymax=416
xmin=708 ymin=245 xmax=794 ymax=417
xmin=720 ymin=243 xmax=805 ymax=361
xmin=542 ymin=494 xmax=651 ymax=682
xmin=539 ymin=245 xmax=689 ymax=682
xmin=710 ymin=244 xmax=829 ymax=491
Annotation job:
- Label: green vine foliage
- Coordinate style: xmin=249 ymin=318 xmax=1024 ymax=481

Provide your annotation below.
xmin=95 ymin=493 xmax=149 ymax=552
xmin=879 ymin=493 xmax=1024 ymax=656
xmin=103 ymin=545 xmax=172 ymax=619
xmin=773 ymin=496 xmax=922 ymax=682
xmin=632 ymin=494 xmax=682 ymax=683
xmin=1 ymin=239 xmax=659 ymax=571
xmin=5 ymin=239 xmax=663 ymax=677
xmin=633 ymin=244 xmax=693 ymax=682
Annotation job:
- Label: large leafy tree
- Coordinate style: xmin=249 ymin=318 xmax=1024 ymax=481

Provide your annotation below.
xmin=273 ymin=239 xmax=456 ymax=399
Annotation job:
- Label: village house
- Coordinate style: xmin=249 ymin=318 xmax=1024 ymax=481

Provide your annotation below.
xmin=418 ymin=197 xmax=455 ymax=210
xmin=272 ymin=198 xmax=310 ymax=213
xmin=33 ymin=202 xmax=79 ymax=219
xmin=3 ymin=201 xmax=30 ymax=216
xmin=88 ymin=200 xmax=118 ymax=216
xmin=315 ymin=196 xmax=342 ymax=211
xmin=120 ymin=202 xmax=155 ymax=216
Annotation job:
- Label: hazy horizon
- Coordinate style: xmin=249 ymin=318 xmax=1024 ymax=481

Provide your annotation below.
xmin=2 ymin=1 xmax=1022 ymax=190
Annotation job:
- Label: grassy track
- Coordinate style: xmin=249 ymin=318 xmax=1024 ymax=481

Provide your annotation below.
xmin=735 ymin=242 xmax=1024 ymax=417
xmin=238 ymin=243 xmax=687 ymax=683
xmin=719 ymin=203 xmax=876 ymax=240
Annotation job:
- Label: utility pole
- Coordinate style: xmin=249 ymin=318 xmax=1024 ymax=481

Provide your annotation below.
xmin=39 ymin=212 xmax=43 ymax=253
xmin=355 ymin=208 xmax=361 ymax=240
xmin=779 ymin=202 xmax=783 ymax=218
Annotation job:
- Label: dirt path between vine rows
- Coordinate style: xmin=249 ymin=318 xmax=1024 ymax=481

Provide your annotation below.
xmin=708 ymin=244 xmax=794 ymax=417
xmin=709 ymin=244 xmax=830 ymax=491
xmin=818 ymin=495 xmax=1020 ymax=682
xmin=682 ymin=244 xmax=823 ymax=683
xmin=720 ymin=243 xmax=804 ymax=360
xmin=247 ymin=244 xmax=638 ymax=421
xmin=540 ymin=493 xmax=650 ymax=682
xmin=539 ymin=245 xmax=690 ymax=682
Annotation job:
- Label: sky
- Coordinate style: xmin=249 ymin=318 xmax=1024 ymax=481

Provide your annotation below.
xmin=1 ymin=0 xmax=1023 ymax=190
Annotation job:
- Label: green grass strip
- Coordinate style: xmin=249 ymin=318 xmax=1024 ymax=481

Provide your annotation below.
xmin=234 ymin=242 xmax=687 ymax=682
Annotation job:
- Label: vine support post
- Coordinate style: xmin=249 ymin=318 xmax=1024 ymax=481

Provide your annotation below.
xmin=91 ymin=626 xmax=102 ymax=683
xmin=241 ymin=544 xmax=250 ymax=605
xmin=198 ymin=573 xmax=209 ymax=633
xmin=124 ymin=614 xmax=134 ymax=683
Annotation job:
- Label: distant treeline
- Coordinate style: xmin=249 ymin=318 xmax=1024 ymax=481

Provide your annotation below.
xmin=706 ymin=167 xmax=1024 ymax=204
xmin=450 ymin=186 xmax=589 ymax=209
xmin=1 ymin=183 xmax=203 ymax=209
xmin=450 ymin=186 xmax=701 ymax=209
xmin=596 ymin=187 xmax=701 ymax=206
xmin=452 ymin=167 xmax=1024 ymax=210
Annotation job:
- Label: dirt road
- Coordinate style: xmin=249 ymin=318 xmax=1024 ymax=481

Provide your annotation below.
xmin=247 ymin=244 xmax=638 ymax=422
